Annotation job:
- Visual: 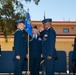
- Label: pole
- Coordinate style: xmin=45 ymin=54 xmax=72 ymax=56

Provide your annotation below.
xmin=28 ymin=34 xmax=30 ymax=75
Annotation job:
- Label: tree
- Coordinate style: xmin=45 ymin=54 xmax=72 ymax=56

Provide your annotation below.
xmin=0 ymin=0 xmax=26 ymax=42
xmin=0 ymin=0 xmax=40 ymax=42
xmin=25 ymin=0 xmax=40 ymax=5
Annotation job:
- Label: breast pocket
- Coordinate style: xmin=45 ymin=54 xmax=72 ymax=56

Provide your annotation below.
xmin=43 ymin=34 xmax=48 ymax=41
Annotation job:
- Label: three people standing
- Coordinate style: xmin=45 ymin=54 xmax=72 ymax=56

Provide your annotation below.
xmin=13 ymin=18 xmax=57 ymax=75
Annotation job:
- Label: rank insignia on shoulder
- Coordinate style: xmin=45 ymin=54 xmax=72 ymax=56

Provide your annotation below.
xmin=50 ymin=27 xmax=53 ymax=30
xmin=15 ymin=29 xmax=20 ymax=32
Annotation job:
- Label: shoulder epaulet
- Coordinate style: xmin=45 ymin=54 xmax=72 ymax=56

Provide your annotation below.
xmin=50 ymin=27 xmax=53 ymax=31
xmin=15 ymin=29 xmax=21 ymax=33
xmin=49 ymin=27 xmax=55 ymax=33
xmin=50 ymin=27 xmax=56 ymax=34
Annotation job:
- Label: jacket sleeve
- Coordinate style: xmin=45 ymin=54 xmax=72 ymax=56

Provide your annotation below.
xmin=39 ymin=40 xmax=42 ymax=54
xmin=26 ymin=39 xmax=28 ymax=54
xmin=72 ymin=37 xmax=76 ymax=61
xmin=47 ymin=30 xmax=56 ymax=57
xmin=40 ymin=31 xmax=45 ymax=40
xmin=14 ymin=31 xmax=22 ymax=56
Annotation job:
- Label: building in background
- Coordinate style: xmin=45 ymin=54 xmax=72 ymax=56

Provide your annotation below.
xmin=0 ymin=21 xmax=76 ymax=55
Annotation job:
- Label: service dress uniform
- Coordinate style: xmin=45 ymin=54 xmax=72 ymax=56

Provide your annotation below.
xmin=13 ymin=20 xmax=27 ymax=75
xmin=29 ymin=26 xmax=42 ymax=75
xmin=0 ymin=45 xmax=1 ymax=55
xmin=72 ymin=37 xmax=76 ymax=73
xmin=41 ymin=18 xmax=57 ymax=75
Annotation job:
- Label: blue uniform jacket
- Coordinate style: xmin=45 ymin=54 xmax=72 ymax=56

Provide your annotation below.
xmin=72 ymin=37 xmax=76 ymax=61
xmin=42 ymin=27 xmax=57 ymax=59
xmin=29 ymin=35 xmax=42 ymax=58
xmin=14 ymin=29 xmax=27 ymax=59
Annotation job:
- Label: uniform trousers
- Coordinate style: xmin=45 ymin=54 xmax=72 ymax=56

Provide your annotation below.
xmin=44 ymin=57 xmax=55 ymax=75
xmin=30 ymin=58 xmax=40 ymax=75
xmin=14 ymin=58 xmax=25 ymax=75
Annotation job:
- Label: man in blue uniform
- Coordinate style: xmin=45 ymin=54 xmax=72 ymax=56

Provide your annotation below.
xmin=41 ymin=18 xmax=57 ymax=75
xmin=0 ymin=45 xmax=1 ymax=56
xmin=72 ymin=37 xmax=76 ymax=74
xmin=14 ymin=20 xmax=27 ymax=75
xmin=29 ymin=26 xmax=43 ymax=75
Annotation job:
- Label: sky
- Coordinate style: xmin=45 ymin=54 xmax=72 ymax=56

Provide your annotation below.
xmin=21 ymin=0 xmax=76 ymax=21
xmin=1 ymin=0 xmax=76 ymax=21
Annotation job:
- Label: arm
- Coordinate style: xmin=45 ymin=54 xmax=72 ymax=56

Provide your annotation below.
xmin=40 ymin=40 xmax=43 ymax=58
xmin=72 ymin=37 xmax=76 ymax=61
xmin=14 ymin=31 xmax=22 ymax=59
xmin=47 ymin=30 xmax=56 ymax=57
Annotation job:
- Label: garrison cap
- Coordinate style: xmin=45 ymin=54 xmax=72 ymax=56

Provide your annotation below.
xmin=15 ymin=19 xmax=24 ymax=25
xmin=33 ymin=26 xmax=38 ymax=29
xmin=42 ymin=18 xmax=52 ymax=24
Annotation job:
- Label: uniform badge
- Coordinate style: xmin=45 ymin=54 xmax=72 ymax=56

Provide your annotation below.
xmin=43 ymin=37 xmax=47 ymax=41
xmin=44 ymin=34 xmax=48 ymax=37
xmin=43 ymin=34 xmax=48 ymax=41
xmin=38 ymin=37 xmax=42 ymax=41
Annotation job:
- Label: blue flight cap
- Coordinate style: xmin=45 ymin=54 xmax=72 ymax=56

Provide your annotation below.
xmin=15 ymin=19 xmax=24 ymax=25
xmin=42 ymin=18 xmax=52 ymax=24
xmin=33 ymin=25 xmax=38 ymax=29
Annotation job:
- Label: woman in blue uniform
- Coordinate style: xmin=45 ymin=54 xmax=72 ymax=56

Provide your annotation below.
xmin=29 ymin=26 xmax=43 ymax=75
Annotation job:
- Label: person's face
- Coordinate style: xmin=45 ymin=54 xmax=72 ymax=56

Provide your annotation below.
xmin=17 ymin=23 xmax=25 ymax=30
xmin=32 ymin=28 xmax=38 ymax=34
xmin=43 ymin=22 xmax=52 ymax=30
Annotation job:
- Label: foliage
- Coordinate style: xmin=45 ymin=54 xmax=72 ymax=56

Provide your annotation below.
xmin=0 ymin=0 xmax=40 ymax=42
